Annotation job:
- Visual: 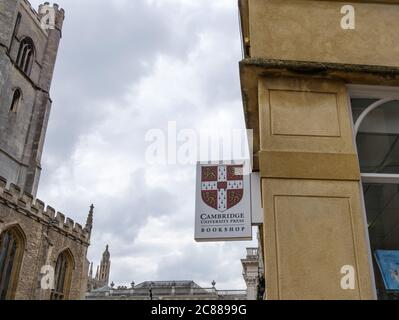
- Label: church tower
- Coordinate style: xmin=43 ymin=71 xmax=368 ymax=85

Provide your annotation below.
xmin=98 ymin=245 xmax=111 ymax=288
xmin=0 ymin=0 xmax=64 ymax=196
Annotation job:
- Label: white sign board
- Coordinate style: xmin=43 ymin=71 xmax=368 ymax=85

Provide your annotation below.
xmin=195 ymin=162 xmax=252 ymax=242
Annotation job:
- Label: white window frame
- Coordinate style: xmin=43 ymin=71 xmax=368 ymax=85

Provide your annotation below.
xmin=347 ymin=84 xmax=399 ymax=184
xmin=347 ymin=84 xmax=399 ymax=299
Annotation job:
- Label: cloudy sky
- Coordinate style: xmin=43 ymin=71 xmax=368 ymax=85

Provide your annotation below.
xmin=30 ymin=0 xmax=257 ymax=289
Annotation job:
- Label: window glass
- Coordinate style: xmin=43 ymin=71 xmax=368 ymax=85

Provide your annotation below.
xmin=16 ymin=38 xmax=35 ymax=76
xmin=355 ymin=100 xmax=399 ymax=174
xmin=10 ymin=89 xmax=21 ymax=112
xmin=351 ymin=98 xmax=378 ymax=123
xmin=0 ymin=230 xmax=19 ymax=300
xmin=51 ymin=251 xmax=71 ymax=300
xmin=352 ymin=98 xmax=399 ymax=300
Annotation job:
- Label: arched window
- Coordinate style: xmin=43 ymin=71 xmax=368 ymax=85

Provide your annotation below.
xmin=9 ymin=89 xmax=21 ymax=113
xmin=51 ymin=250 xmax=73 ymax=300
xmin=350 ymin=86 xmax=399 ymax=300
xmin=16 ymin=37 xmax=35 ymax=75
xmin=0 ymin=226 xmax=25 ymax=300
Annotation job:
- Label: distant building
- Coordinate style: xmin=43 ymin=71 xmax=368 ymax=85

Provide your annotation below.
xmin=87 ymin=245 xmax=111 ymax=291
xmin=86 ymin=280 xmax=247 ymax=300
xmin=86 ymin=246 xmax=247 ymax=300
xmin=241 ymin=248 xmax=264 ymax=300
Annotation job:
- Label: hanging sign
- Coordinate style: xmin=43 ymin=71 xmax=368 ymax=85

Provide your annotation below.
xmin=195 ymin=162 xmax=252 ymax=242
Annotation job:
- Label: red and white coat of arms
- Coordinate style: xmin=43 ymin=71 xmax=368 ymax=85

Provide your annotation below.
xmin=201 ymin=165 xmax=244 ymax=212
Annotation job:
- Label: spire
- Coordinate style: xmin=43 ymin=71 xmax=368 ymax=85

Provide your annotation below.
xmin=99 ymin=245 xmax=111 ymax=287
xmin=85 ymin=204 xmax=94 ymax=232
xmin=102 ymin=244 xmax=110 ymax=261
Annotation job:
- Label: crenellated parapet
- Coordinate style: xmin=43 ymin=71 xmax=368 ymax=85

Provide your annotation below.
xmin=0 ymin=176 xmax=90 ymax=245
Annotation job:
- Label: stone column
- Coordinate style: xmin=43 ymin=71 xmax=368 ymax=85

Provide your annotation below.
xmin=241 ymin=248 xmax=260 ymax=300
xmin=258 ymin=77 xmax=374 ymax=300
xmin=244 ymin=276 xmax=258 ymax=301
xmin=236 ymin=0 xmax=399 ymax=300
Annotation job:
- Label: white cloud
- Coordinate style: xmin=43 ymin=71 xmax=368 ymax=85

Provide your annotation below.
xmin=31 ymin=0 xmax=258 ymax=291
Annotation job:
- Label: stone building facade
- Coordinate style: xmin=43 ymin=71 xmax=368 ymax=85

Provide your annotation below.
xmin=0 ymin=1 xmax=92 ymax=300
xmin=241 ymin=235 xmax=265 ymax=300
xmin=0 ymin=0 xmax=63 ymax=197
xmin=0 ymin=181 xmax=93 ymax=300
xmin=239 ymin=0 xmax=399 ymax=300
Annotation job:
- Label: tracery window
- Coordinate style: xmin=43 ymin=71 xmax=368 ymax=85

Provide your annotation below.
xmin=0 ymin=227 xmax=25 ymax=300
xmin=50 ymin=250 xmax=73 ymax=300
xmin=16 ymin=37 xmax=35 ymax=75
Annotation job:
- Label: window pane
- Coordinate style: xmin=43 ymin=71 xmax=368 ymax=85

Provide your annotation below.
xmin=0 ymin=232 xmax=10 ymax=277
xmin=352 ymin=97 xmax=399 ymax=300
xmin=352 ymin=99 xmax=399 ymax=174
xmin=364 ymin=184 xmax=399 ymax=249
xmin=363 ymin=183 xmax=399 ymax=300
xmin=0 ymin=231 xmax=18 ymax=300
xmin=51 ymin=252 xmax=70 ymax=300
xmin=351 ymin=98 xmax=378 ymax=123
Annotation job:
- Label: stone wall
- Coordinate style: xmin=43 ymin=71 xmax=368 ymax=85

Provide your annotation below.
xmin=0 ymin=0 xmax=64 ymax=196
xmin=236 ymin=0 xmax=399 ymax=300
xmin=0 ymin=175 xmax=90 ymax=300
xmin=241 ymin=0 xmax=399 ymax=67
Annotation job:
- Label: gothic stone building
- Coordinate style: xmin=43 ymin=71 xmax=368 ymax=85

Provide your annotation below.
xmin=0 ymin=1 xmax=92 ymax=300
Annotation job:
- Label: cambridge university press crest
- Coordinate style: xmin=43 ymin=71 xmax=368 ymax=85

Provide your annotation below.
xmin=201 ymin=165 xmax=244 ymax=213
